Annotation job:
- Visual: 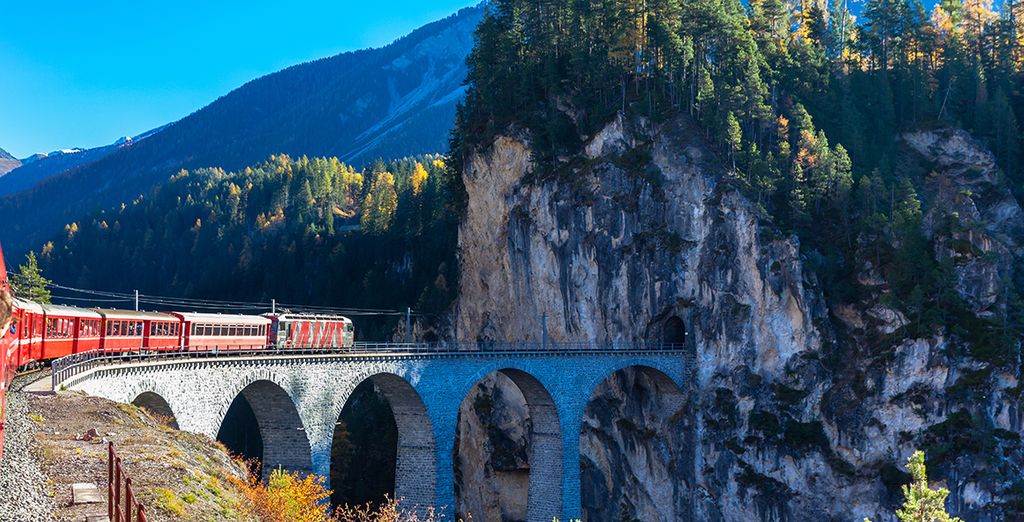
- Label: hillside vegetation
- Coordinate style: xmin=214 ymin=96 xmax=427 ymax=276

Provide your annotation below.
xmin=39 ymin=154 xmax=457 ymax=338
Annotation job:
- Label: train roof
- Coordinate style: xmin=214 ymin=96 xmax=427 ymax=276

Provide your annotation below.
xmin=94 ymin=309 xmax=178 ymax=321
xmin=263 ymin=313 xmax=352 ymax=322
xmin=13 ymin=299 xmax=43 ymax=314
xmin=172 ymin=312 xmax=271 ymax=325
xmin=40 ymin=304 xmax=102 ymax=319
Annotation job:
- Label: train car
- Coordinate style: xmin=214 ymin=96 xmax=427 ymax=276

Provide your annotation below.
xmin=96 ymin=310 xmax=177 ymax=353
xmin=145 ymin=315 xmax=182 ymax=351
xmin=40 ymin=304 xmax=102 ymax=358
xmin=172 ymin=312 xmax=270 ymax=351
xmin=12 ymin=299 xmax=45 ymax=368
xmin=264 ymin=313 xmax=354 ymax=349
xmin=0 ymin=242 xmax=11 ymax=460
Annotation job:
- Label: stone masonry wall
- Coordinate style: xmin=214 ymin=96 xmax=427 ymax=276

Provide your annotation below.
xmin=64 ymin=351 xmax=686 ymax=521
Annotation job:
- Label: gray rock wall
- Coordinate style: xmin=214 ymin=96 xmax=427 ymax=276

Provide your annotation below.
xmin=452 ymin=115 xmax=1024 ymax=521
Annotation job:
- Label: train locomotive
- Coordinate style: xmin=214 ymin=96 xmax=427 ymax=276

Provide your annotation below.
xmin=0 ymin=241 xmax=353 ymax=459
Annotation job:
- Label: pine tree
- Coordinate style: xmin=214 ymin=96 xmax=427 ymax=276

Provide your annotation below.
xmin=865 ymin=451 xmax=963 ymax=522
xmin=12 ymin=252 xmax=51 ymax=304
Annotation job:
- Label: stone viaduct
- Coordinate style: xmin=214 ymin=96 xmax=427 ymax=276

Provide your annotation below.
xmin=55 ymin=347 xmax=690 ymax=521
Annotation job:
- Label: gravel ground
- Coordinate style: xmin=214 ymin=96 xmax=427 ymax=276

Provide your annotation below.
xmin=0 ymin=373 xmax=56 ymax=522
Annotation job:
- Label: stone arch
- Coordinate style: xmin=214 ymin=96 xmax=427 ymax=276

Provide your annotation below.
xmin=132 ymin=391 xmax=179 ymax=429
xmin=455 ymin=367 xmax=562 ymax=522
xmin=217 ymin=373 xmax=312 ymax=480
xmin=579 ymin=365 xmax=687 ymax=522
xmin=331 ymin=372 xmax=436 ymax=511
xmin=123 ymin=379 xmax=182 ymax=430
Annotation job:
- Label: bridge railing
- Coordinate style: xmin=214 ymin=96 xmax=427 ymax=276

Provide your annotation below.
xmin=51 ymin=341 xmax=693 ymax=390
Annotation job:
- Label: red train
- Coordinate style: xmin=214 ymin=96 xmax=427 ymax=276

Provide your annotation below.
xmin=0 ymin=241 xmax=354 ymax=460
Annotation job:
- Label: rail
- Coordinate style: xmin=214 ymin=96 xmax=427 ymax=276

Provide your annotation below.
xmin=108 ymin=441 xmax=148 ymax=522
xmin=52 ymin=341 xmax=694 ymax=390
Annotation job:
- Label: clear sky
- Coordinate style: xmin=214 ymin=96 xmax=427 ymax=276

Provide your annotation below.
xmin=0 ymin=0 xmax=479 ymax=158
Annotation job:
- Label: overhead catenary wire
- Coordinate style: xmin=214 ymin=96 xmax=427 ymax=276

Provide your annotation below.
xmin=12 ymin=273 xmax=422 ymax=316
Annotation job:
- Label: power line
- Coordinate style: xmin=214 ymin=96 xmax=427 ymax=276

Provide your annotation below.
xmin=16 ymin=275 xmax=422 ymax=316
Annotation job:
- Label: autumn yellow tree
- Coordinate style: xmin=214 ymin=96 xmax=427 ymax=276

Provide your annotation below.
xmin=361 ymin=171 xmax=398 ymax=234
xmin=233 ymin=468 xmax=334 ymax=522
xmin=411 ymin=162 xmax=429 ymax=196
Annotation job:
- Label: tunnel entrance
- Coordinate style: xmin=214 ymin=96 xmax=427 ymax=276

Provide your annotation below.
xmin=580 ymin=366 xmax=687 ymax=522
xmin=663 ymin=316 xmax=686 ymax=345
xmin=454 ymin=369 xmax=561 ymax=522
xmin=132 ymin=392 xmax=179 ymax=430
xmin=217 ymin=394 xmax=264 ymax=475
xmin=330 ymin=380 xmax=398 ymax=509
xmin=330 ymin=374 xmax=435 ymax=512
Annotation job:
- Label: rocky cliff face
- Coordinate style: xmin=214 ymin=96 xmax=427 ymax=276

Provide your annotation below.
xmin=450 ymin=115 xmax=1024 ymax=521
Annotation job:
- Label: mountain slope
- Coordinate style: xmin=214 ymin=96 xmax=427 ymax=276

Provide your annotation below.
xmin=0 ymin=5 xmax=482 ymax=257
xmin=0 ymin=128 xmax=166 ymax=198
xmin=0 ymin=148 xmax=19 ymax=177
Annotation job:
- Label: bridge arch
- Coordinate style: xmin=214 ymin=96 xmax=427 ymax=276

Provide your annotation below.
xmin=330 ymin=372 xmax=436 ymax=511
xmin=132 ymin=391 xmax=179 ymax=429
xmin=217 ymin=373 xmax=312 ymax=480
xmin=579 ymin=364 xmax=687 ymax=522
xmin=454 ymin=367 xmax=562 ymax=522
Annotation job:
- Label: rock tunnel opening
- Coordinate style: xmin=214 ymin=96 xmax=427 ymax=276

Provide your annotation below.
xmin=454 ymin=369 xmax=562 ymax=522
xmin=580 ymin=366 xmax=688 ymax=522
xmin=663 ymin=316 xmax=687 ymax=345
xmin=217 ymin=380 xmax=312 ymax=481
xmin=132 ymin=392 xmax=179 ymax=430
xmin=331 ymin=373 xmax=435 ymax=512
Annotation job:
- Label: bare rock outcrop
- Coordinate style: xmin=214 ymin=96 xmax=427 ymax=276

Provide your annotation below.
xmin=449 ymin=115 xmax=1024 ymax=521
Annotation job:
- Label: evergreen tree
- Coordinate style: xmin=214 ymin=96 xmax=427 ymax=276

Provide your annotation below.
xmin=12 ymin=252 xmax=51 ymax=304
xmin=865 ymin=451 xmax=963 ymax=522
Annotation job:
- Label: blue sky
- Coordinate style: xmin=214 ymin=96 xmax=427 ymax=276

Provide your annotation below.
xmin=0 ymin=1 xmax=479 ymax=158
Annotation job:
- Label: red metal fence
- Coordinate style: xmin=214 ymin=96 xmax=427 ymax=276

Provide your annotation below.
xmin=108 ymin=441 xmax=148 ymax=522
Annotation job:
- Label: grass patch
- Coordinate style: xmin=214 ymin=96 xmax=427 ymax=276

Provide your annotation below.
xmin=153 ymin=487 xmax=186 ymax=516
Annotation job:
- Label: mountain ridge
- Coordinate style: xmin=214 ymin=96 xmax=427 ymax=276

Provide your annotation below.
xmin=0 ymin=4 xmax=483 ymax=258
xmin=0 ymin=148 xmax=19 ymax=177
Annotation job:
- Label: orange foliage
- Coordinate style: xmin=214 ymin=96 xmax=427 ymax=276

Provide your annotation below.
xmin=230 ymin=467 xmax=454 ymax=522
xmin=232 ymin=467 xmax=334 ymax=522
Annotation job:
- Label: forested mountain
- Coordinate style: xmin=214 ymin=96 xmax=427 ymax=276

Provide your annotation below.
xmin=0 ymin=148 xmax=19 ymax=176
xmin=38 ymin=154 xmax=457 ymax=338
xmin=0 ymin=4 xmax=483 ymax=258
xmin=0 ymin=128 xmax=167 ymax=198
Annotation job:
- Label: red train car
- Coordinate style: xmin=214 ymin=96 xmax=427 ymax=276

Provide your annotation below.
xmin=265 ymin=313 xmax=354 ymax=349
xmin=0 ymin=242 xmax=11 ymax=460
xmin=40 ymin=305 xmax=102 ymax=358
xmin=145 ymin=315 xmax=182 ymax=351
xmin=12 ymin=299 xmax=44 ymax=368
xmin=96 ymin=310 xmax=177 ymax=353
xmin=173 ymin=313 xmax=270 ymax=351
